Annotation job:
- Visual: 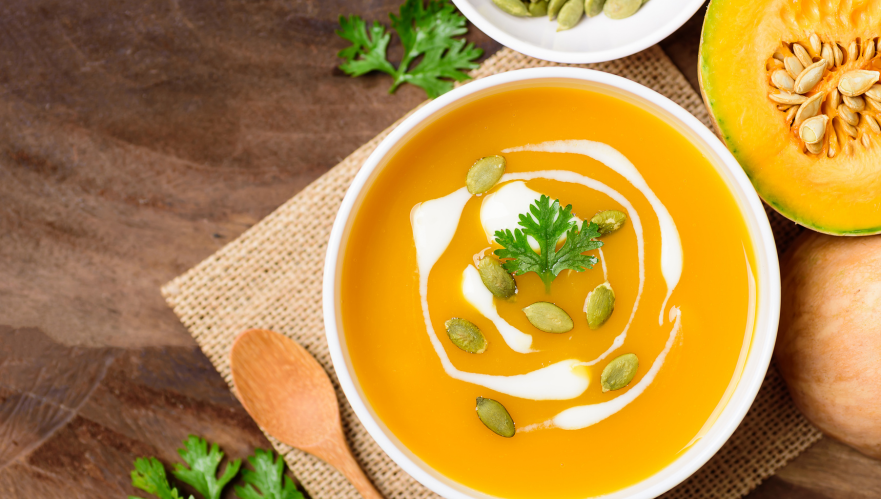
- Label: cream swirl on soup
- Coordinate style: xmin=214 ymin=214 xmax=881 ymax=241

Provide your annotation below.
xmin=410 ymin=140 xmax=686 ymax=430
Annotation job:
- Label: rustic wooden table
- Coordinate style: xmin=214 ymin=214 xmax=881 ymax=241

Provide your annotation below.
xmin=1 ymin=1 xmax=879 ymax=497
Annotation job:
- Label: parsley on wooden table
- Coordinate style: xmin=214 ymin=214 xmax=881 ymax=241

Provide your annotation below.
xmin=130 ymin=436 xmax=304 ymax=499
xmin=131 ymin=456 xmax=194 ymax=499
xmin=336 ymin=0 xmax=483 ymax=98
xmin=494 ymin=195 xmax=604 ymax=292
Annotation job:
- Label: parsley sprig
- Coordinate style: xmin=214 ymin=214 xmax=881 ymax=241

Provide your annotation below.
xmin=336 ymin=0 xmax=483 ymax=98
xmin=130 ymin=436 xmax=303 ymax=499
xmin=494 ymin=195 xmax=603 ymax=292
xmin=172 ymin=436 xmax=241 ymax=499
xmin=131 ymin=457 xmax=193 ymax=499
xmin=235 ymin=449 xmax=304 ymax=499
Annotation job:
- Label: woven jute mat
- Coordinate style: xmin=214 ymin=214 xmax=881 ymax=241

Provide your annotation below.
xmin=162 ymin=46 xmax=822 ymax=499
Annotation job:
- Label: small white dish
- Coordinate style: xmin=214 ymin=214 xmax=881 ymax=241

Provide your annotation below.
xmin=452 ymin=0 xmax=704 ymax=63
xmin=323 ymin=68 xmax=780 ymax=499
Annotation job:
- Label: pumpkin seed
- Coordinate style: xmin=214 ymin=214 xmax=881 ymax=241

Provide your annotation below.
xmin=492 ymin=0 xmax=531 ymax=15
xmin=838 ymin=70 xmax=880 ymax=97
xmin=848 ymin=40 xmax=859 ymax=62
xmin=445 ymin=318 xmax=487 ymax=354
xmin=809 ymin=34 xmax=822 ymax=55
xmin=522 ymin=302 xmax=574 ymax=333
xmin=771 ymin=70 xmax=794 ymax=92
xmin=840 ymin=117 xmax=859 ymax=138
xmin=466 ymin=156 xmax=506 ymax=194
xmin=584 ymin=0 xmax=605 ymax=16
xmin=799 ymin=115 xmax=828 ymax=144
xmin=793 ymin=60 xmax=826 ymax=94
xmin=528 ymin=0 xmax=548 ymax=16
xmin=828 ymin=132 xmax=839 ymax=157
xmin=828 ymin=88 xmax=841 ymax=110
xmin=793 ymin=43 xmax=812 ymax=67
xmin=785 ymin=105 xmax=798 ymax=125
xmin=590 ymin=210 xmax=626 ymax=235
xmin=866 ymin=115 xmax=881 ymax=133
xmin=585 ymin=281 xmax=615 ymax=330
xmin=548 ymin=0 xmax=567 ymax=18
xmin=794 ymin=92 xmax=823 ymax=127
xmin=784 ymin=56 xmax=804 ymax=79
xmin=603 ymin=0 xmax=640 ymax=19
xmin=864 ymin=84 xmax=881 ymax=101
xmin=763 ymin=37 xmax=881 ymax=156
xmin=838 ymin=104 xmax=860 ymax=126
xmin=601 ymin=353 xmax=639 ymax=392
xmin=772 ymin=46 xmax=787 ymax=61
xmin=478 ymin=256 xmax=516 ymax=299
xmin=821 ymin=43 xmax=834 ymax=69
xmin=556 ymin=0 xmax=583 ymax=30
xmin=866 ymin=95 xmax=881 ymax=112
xmin=476 ymin=397 xmax=515 ymax=438
xmin=843 ymin=94 xmax=865 ymax=112
xmin=769 ymin=92 xmax=807 ymax=105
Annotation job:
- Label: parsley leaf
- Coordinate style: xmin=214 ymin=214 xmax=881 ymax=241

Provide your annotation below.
xmin=336 ymin=0 xmax=483 ymax=98
xmin=336 ymin=15 xmax=396 ymax=78
xmin=171 ymin=435 xmax=241 ymax=499
xmin=234 ymin=449 xmax=305 ymax=499
xmin=130 ymin=457 xmax=194 ymax=499
xmin=494 ymin=195 xmax=603 ymax=292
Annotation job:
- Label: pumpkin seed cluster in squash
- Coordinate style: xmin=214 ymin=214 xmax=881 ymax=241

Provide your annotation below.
xmin=699 ymin=0 xmax=881 ymax=234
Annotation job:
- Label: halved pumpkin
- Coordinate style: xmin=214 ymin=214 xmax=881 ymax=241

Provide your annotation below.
xmin=699 ymin=0 xmax=881 ymax=234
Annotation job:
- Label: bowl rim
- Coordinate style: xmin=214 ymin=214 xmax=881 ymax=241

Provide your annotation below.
xmin=450 ymin=0 xmax=706 ymax=64
xmin=322 ymin=67 xmax=781 ymax=499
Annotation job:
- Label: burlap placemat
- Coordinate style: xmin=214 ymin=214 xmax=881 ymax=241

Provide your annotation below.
xmin=162 ymin=46 xmax=822 ymax=499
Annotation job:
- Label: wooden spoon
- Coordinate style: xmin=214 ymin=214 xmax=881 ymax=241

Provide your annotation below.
xmin=230 ymin=328 xmax=383 ymax=499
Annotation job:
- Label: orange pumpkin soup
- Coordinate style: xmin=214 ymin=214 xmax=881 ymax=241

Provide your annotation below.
xmin=340 ymin=83 xmax=755 ymax=498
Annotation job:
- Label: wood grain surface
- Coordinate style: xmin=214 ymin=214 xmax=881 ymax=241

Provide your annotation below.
xmin=0 ymin=0 xmax=878 ymax=497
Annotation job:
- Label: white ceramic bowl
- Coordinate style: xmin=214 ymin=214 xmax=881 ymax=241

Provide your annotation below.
xmin=323 ymin=68 xmax=780 ymax=499
xmin=452 ymin=0 xmax=704 ymax=63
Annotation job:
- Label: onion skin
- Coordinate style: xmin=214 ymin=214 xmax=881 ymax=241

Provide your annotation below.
xmin=776 ymin=231 xmax=881 ymax=459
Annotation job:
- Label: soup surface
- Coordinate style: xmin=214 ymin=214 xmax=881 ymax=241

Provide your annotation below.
xmin=340 ymin=84 xmax=756 ymax=498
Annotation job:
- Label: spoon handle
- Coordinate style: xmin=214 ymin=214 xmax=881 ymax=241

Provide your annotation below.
xmin=315 ymin=436 xmax=384 ymax=499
